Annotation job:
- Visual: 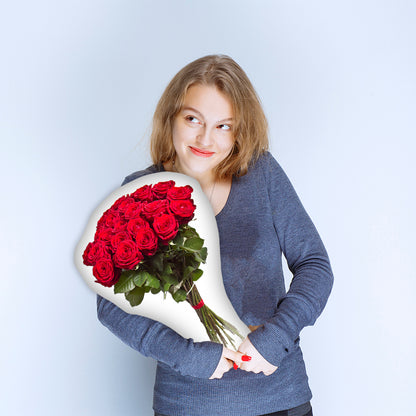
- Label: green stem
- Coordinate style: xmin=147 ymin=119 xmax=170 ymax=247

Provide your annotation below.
xmin=184 ymin=280 xmax=244 ymax=349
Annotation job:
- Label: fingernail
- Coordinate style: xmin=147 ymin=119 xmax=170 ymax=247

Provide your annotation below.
xmin=233 ymin=362 xmax=238 ymax=370
xmin=241 ymin=355 xmax=252 ymax=362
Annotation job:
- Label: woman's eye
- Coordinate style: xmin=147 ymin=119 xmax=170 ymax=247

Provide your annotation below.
xmin=186 ymin=116 xmax=200 ymax=124
xmin=218 ymin=124 xmax=232 ymax=131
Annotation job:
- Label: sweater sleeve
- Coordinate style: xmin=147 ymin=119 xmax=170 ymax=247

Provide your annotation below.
xmin=97 ymin=295 xmax=222 ymax=378
xmin=248 ymin=154 xmax=334 ymax=367
xmin=95 ymin=169 xmax=223 ymax=379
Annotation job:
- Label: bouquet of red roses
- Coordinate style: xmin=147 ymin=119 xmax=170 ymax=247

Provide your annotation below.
xmin=82 ymin=180 xmax=243 ymax=348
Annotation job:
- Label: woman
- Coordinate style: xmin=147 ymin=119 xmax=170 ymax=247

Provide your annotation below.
xmin=97 ymin=54 xmax=333 ymax=416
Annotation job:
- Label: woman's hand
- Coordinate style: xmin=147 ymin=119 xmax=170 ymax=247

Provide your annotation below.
xmin=238 ymin=337 xmax=278 ymax=376
xmin=209 ymin=346 xmax=245 ymax=379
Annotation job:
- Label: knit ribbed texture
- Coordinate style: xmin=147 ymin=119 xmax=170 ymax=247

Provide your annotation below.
xmin=96 ymin=152 xmax=333 ymax=415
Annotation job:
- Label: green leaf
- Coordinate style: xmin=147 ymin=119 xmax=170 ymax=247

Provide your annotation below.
xmin=163 ymin=263 xmax=173 ymax=275
xmin=133 ymin=271 xmax=150 ymax=287
xmin=191 ymin=269 xmax=203 ymax=281
xmin=184 ymin=254 xmax=199 ymax=268
xmin=151 ymin=287 xmax=161 ymax=294
xmin=172 ymin=231 xmax=184 ymax=246
xmin=184 ymin=228 xmax=197 ymax=239
xmin=125 ymin=287 xmax=145 ymax=306
xmin=184 ymin=237 xmax=204 ymax=251
xmin=121 ymin=270 xmax=137 ymax=279
xmin=163 ymin=282 xmax=171 ymax=292
xmin=161 ymin=273 xmax=177 ymax=285
xmin=145 ymin=274 xmax=160 ymax=289
xmin=150 ymin=253 xmax=164 ymax=272
xmin=183 ymin=265 xmax=196 ymax=278
xmin=194 ymin=247 xmax=207 ymax=263
xmin=114 ymin=273 xmax=136 ymax=294
xmin=172 ymin=289 xmax=187 ymax=303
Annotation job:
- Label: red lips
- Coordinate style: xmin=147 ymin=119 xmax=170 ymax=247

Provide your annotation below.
xmin=189 ymin=146 xmax=215 ymax=157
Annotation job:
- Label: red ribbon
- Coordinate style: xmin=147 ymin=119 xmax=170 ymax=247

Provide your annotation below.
xmin=192 ymin=299 xmax=204 ymax=310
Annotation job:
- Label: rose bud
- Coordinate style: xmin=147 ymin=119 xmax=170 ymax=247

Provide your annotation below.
xmin=167 ymin=185 xmax=193 ymax=201
xmin=123 ymin=201 xmax=142 ymax=220
xmin=93 ymin=258 xmax=120 ymax=287
xmin=169 ymin=199 xmax=196 ymax=225
xmin=131 ymin=185 xmax=153 ymax=202
xmin=110 ymin=231 xmax=131 ymax=252
xmin=141 ymin=199 xmax=169 ymax=221
xmin=83 ymin=240 xmax=110 ymax=266
xmin=153 ymin=214 xmax=179 ymax=244
xmin=127 ymin=217 xmax=150 ymax=237
xmin=152 ymin=180 xmax=175 ymax=199
xmin=113 ymin=240 xmax=143 ymax=270
xmin=136 ymin=228 xmax=158 ymax=256
xmin=110 ymin=195 xmax=132 ymax=210
xmin=115 ymin=197 xmax=136 ymax=213
xmin=94 ymin=228 xmax=114 ymax=246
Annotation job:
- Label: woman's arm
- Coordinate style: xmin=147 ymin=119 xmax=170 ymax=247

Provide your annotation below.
xmin=246 ymin=154 xmax=334 ymax=368
xmin=97 ymin=295 xmax=223 ymax=378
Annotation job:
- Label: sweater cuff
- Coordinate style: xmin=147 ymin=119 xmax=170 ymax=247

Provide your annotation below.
xmin=247 ymin=324 xmax=291 ymax=367
xmin=175 ymin=339 xmax=224 ymax=379
xmin=143 ymin=322 xmax=223 ymax=379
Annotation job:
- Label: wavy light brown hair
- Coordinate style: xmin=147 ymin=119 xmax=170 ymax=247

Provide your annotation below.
xmin=150 ymin=54 xmax=269 ymax=179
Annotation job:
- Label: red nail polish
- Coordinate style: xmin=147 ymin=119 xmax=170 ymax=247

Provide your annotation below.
xmin=233 ymin=362 xmax=238 ymax=370
xmin=242 ymin=355 xmax=252 ymax=362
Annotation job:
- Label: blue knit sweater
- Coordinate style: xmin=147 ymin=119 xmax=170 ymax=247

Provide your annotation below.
xmin=97 ymin=152 xmax=333 ymax=415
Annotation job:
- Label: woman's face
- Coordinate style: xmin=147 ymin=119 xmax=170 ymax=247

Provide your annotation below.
xmin=171 ymin=84 xmax=235 ymax=180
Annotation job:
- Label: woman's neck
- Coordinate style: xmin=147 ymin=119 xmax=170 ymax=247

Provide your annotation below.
xmin=163 ymin=159 xmax=232 ymax=215
xmin=165 ymin=160 xmax=216 ymax=197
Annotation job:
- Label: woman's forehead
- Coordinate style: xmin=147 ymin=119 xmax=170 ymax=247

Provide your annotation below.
xmin=180 ymin=84 xmax=234 ymax=120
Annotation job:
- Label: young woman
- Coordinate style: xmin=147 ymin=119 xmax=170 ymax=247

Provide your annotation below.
xmin=97 ymin=54 xmax=333 ymax=416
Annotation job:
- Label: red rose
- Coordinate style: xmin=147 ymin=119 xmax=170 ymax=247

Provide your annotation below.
xmin=127 ymin=217 xmax=150 ymax=237
xmin=112 ymin=216 xmax=128 ymax=233
xmin=83 ymin=240 xmax=110 ymax=266
xmin=110 ymin=231 xmax=131 ymax=252
xmin=142 ymin=199 xmax=169 ymax=221
xmin=132 ymin=185 xmax=153 ymax=202
xmin=113 ymin=240 xmax=143 ymax=269
xmin=93 ymin=258 xmax=120 ymax=287
xmin=136 ymin=228 xmax=158 ymax=256
xmin=110 ymin=195 xmax=132 ymax=210
xmin=153 ymin=214 xmax=179 ymax=244
xmin=169 ymin=199 xmax=196 ymax=225
xmin=123 ymin=201 xmax=142 ymax=220
xmin=97 ymin=208 xmax=119 ymax=230
xmin=117 ymin=197 xmax=136 ymax=213
xmin=95 ymin=227 xmax=114 ymax=245
xmin=167 ymin=185 xmax=193 ymax=201
xmin=152 ymin=180 xmax=175 ymax=199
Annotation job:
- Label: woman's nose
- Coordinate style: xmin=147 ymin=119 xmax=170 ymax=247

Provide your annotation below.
xmin=196 ymin=126 xmax=213 ymax=146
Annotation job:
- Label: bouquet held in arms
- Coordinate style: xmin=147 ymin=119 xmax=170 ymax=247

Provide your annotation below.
xmin=82 ymin=178 xmax=244 ymax=348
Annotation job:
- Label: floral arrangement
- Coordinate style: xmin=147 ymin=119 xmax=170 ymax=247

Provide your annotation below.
xmin=82 ymin=180 xmax=243 ymax=348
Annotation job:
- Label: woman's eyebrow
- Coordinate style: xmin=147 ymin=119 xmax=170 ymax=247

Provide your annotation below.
xmin=182 ymin=106 xmax=233 ymax=123
xmin=182 ymin=106 xmax=203 ymax=118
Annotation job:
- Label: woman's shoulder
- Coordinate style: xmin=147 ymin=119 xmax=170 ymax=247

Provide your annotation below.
xmin=122 ymin=164 xmax=162 ymax=186
xmin=243 ymin=151 xmax=296 ymax=196
xmin=247 ymin=151 xmax=284 ymax=178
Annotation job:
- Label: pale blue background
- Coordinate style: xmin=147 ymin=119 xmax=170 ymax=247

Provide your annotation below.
xmin=1 ymin=1 xmax=415 ymax=415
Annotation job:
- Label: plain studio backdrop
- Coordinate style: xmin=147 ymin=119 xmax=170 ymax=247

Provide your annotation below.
xmin=1 ymin=1 xmax=415 ymax=415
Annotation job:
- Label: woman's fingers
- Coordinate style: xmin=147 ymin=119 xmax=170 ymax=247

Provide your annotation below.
xmin=209 ymin=346 xmax=235 ymax=379
xmin=209 ymin=345 xmax=258 ymax=379
xmin=209 ymin=357 xmax=233 ymax=379
xmin=221 ymin=347 xmax=248 ymax=369
xmin=238 ymin=337 xmax=278 ymax=376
